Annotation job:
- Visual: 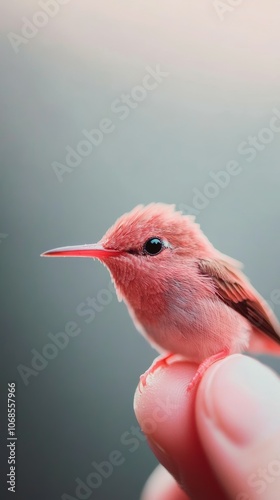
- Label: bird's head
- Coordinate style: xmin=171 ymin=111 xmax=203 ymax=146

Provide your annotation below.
xmin=41 ymin=203 xmax=214 ymax=301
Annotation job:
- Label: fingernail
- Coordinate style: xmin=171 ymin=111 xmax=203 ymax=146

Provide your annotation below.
xmin=201 ymin=354 xmax=280 ymax=446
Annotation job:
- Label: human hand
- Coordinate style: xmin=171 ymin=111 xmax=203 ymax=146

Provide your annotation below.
xmin=134 ymin=354 xmax=280 ymax=500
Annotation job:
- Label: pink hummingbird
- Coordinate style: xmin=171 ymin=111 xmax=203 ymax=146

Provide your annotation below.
xmin=41 ymin=203 xmax=280 ymax=390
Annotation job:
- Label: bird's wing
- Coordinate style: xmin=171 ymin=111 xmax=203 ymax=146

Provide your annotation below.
xmin=197 ymin=258 xmax=280 ymax=347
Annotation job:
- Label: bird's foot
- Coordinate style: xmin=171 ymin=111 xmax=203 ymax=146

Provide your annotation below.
xmin=187 ymin=348 xmax=229 ymax=393
xmin=140 ymin=353 xmax=176 ymax=389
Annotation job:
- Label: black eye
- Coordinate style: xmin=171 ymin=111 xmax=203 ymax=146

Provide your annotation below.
xmin=143 ymin=237 xmax=164 ymax=256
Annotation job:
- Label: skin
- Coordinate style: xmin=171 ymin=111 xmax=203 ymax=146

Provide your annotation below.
xmin=134 ymin=354 xmax=280 ymax=500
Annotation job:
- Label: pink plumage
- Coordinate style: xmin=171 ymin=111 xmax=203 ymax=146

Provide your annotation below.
xmin=42 ymin=203 xmax=280 ymax=379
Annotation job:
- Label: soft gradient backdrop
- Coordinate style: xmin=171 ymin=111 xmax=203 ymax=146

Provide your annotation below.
xmin=1 ymin=1 xmax=280 ymax=499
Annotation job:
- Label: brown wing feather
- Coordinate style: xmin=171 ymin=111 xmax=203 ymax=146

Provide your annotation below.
xmin=198 ymin=258 xmax=280 ymax=346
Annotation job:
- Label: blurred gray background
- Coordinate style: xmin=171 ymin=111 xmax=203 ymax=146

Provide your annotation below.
xmin=1 ymin=1 xmax=280 ymax=499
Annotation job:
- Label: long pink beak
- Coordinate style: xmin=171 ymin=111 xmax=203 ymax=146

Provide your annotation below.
xmin=40 ymin=243 xmax=123 ymax=259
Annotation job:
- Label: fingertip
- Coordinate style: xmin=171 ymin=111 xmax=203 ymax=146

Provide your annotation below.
xmin=134 ymin=360 xmax=198 ymax=491
xmin=196 ymin=354 xmax=280 ymax=499
xmin=134 ymin=359 xmax=196 ymax=452
xmin=134 ymin=359 xmax=228 ymax=499
xmin=134 ymin=357 xmax=197 ymax=420
xmin=197 ymin=354 xmax=280 ymax=446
